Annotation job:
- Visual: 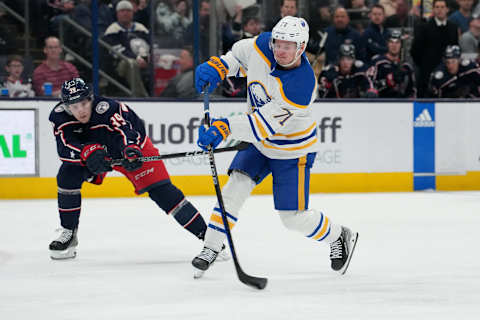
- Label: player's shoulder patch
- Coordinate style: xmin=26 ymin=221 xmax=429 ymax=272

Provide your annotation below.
xmin=54 ymin=104 xmax=66 ymax=113
xmin=434 ymin=71 xmax=444 ymax=80
xmin=354 ymin=60 xmax=364 ymax=68
xmin=95 ymin=101 xmax=110 ymax=114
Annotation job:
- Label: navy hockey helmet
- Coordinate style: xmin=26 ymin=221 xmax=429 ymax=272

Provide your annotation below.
xmin=61 ymin=78 xmax=92 ymax=105
xmin=444 ymin=45 xmax=461 ymax=59
xmin=338 ymin=44 xmax=356 ymax=59
xmin=387 ymin=29 xmax=402 ymax=42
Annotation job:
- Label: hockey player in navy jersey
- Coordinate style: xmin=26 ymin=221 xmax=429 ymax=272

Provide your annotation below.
xmin=369 ymin=30 xmax=416 ymax=98
xmin=428 ymin=45 xmax=480 ymax=98
xmin=191 ymin=16 xmax=359 ymax=278
xmin=318 ymin=44 xmax=377 ymax=98
xmin=48 ymin=78 xmax=209 ymax=259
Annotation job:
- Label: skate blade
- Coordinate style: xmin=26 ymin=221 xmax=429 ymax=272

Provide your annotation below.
xmin=338 ymin=232 xmax=358 ymax=275
xmin=193 ymin=268 xmax=205 ymax=279
xmin=50 ymin=248 xmax=77 ymax=260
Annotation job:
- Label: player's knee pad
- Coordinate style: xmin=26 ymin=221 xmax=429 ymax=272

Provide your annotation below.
xmin=277 ymin=209 xmax=322 ymax=235
xmin=148 ymin=182 xmax=184 ymax=213
xmin=220 ymin=170 xmax=256 ymax=215
xmin=57 ymin=163 xmax=86 ymax=189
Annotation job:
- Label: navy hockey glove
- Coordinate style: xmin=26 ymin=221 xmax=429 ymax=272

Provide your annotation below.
xmin=80 ymin=144 xmax=112 ymax=175
xmin=195 ymin=56 xmax=229 ymax=93
xmin=122 ymin=144 xmax=143 ymax=172
xmin=197 ymin=118 xmax=231 ymax=151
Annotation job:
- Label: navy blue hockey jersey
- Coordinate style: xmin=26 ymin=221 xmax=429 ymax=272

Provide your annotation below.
xmin=49 ymin=96 xmax=146 ymax=164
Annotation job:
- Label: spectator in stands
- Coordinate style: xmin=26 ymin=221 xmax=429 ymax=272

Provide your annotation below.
xmin=411 ymin=0 xmax=458 ymax=97
xmin=185 ymin=0 xmax=209 ymax=60
xmin=1 ymin=55 xmax=35 ymax=98
xmin=324 ymin=7 xmax=365 ymax=65
xmin=160 ymin=46 xmax=196 ymax=98
xmin=318 ymin=44 xmax=377 ymax=98
xmin=156 ymin=0 xmax=192 ymax=48
xmin=448 ymin=0 xmax=474 ymax=33
xmin=222 ymin=5 xmax=244 ymax=54
xmin=429 ymin=45 xmax=480 ymax=97
xmin=103 ymin=0 xmax=150 ymax=97
xmin=384 ymin=0 xmax=421 ymax=29
xmin=308 ymin=0 xmax=332 ymax=37
xmin=48 ymin=0 xmax=76 ymax=36
xmin=348 ymin=0 xmax=369 ymax=33
xmin=379 ymin=0 xmax=398 ymax=17
xmin=459 ymin=16 xmax=480 ymax=55
xmin=266 ymin=0 xmax=298 ymax=31
xmin=369 ymin=30 xmax=416 ymax=98
xmin=0 ymin=9 xmax=16 ymax=55
xmin=71 ymin=0 xmax=114 ymax=36
xmin=221 ymin=15 xmax=261 ymax=98
xmin=32 ymin=36 xmax=79 ymax=97
xmin=362 ymin=4 xmax=389 ymax=61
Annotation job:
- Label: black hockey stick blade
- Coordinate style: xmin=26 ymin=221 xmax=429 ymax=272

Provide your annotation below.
xmin=237 ymin=265 xmax=268 ymax=290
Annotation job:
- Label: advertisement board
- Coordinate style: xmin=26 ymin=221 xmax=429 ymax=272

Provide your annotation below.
xmin=0 ymin=109 xmax=38 ymax=176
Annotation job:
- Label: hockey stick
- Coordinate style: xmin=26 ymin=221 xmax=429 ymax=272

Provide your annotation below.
xmin=109 ymin=142 xmax=249 ymax=166
xmin=202 ymin=85 xmax=268 ymax=290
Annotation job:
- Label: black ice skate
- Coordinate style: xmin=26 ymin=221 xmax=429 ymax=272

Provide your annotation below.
xmin=49 ymin=228 xmax=78 ymax=260
xmin=329 ymin=226 xmax=358 ymax=275
xmin=192 ymin=244 xmax=228 ymax=279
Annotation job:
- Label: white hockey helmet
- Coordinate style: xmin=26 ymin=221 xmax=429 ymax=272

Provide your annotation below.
xmin=270 ymin=16 xmax=309 ymax=67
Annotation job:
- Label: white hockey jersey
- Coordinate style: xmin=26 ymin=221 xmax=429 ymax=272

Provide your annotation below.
xmin=220 ymin=32 xmax=319 ymax=159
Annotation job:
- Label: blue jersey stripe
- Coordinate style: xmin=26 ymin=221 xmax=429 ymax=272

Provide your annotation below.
xmin=208 ymin=223 xmax=226 ymax=234
xmin=307 ymin=213 xmax=324 ymax=238
xmin=213 ymin=207 xmax=237 ymax=222
xmin=266 ymin=129 xmax=317 ymax=145
xmin=256 ymin=109 xmax=275 ymax=135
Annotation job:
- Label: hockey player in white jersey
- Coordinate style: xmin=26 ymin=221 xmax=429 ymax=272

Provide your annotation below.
xmin=192 ymin=16 xmax=358 ymax=277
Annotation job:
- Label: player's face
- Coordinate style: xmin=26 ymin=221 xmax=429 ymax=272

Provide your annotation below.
xmin=68 ymin=99 xmax=92 ymax=123
xmin=388 ymin=39 xmax=401 ymax=56
xmin=339 ymin=57 xmax=354 ymax=74
xmin=445 ymin=58 xmax=459 ymax=75
xmin=273 ymin=39 xmax=298 ymax=67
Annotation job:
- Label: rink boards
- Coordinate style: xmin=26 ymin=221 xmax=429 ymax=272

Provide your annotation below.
xmin=1 ymin=99 xmax=480 ymax=198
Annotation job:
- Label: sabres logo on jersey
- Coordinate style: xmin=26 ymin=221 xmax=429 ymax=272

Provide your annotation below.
xmin=248 ymin=81 xmax=271 ymax=110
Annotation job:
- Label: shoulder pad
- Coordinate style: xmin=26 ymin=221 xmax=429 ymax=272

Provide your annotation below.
xmin=434 ymin=71 xmax=444 ymax=80
xmin=54 ymin=103 xmax=67 ymax=113
xmin=461 ymin=58 xmax=470 ymax=67
xmin=354 ymin=60 xmax=364 ymax=68
xmin=95 ymin=100 xmax=111 ymax=114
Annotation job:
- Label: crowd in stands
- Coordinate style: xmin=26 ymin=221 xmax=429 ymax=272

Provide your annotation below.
xmin=2 ymin=0 xmax=480 ymax=99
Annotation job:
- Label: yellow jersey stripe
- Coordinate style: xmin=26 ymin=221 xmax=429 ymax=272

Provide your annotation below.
xmin=210 ymin=213 xmax=235 ymax=229
xmin=298 ymin=156 xmax=307 ymax=211
xmin=273 ymin=122 xmax=317 ymax=138
xmin=313 ymin=216 xmax=330 ymax=240
xmin=261 ymin=137 xmax=318 ymax=151
xmin=253 ymin=37 xmax=271 ymax=68
xmin=275 ymin=78 xmax=308 ymax=109
xmin=252 ymin=113 xmax=269 ymax=139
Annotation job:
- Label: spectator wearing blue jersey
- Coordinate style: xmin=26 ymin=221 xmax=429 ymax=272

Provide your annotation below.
xmin=361 ymin=4 xmax=389 ymax=62
xmin=324 ymin=7 xmax=365 ymax=65
xmin=448 ymin=0 xmax=474 ymax=33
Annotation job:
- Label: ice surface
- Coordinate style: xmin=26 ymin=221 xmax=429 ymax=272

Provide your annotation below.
xmin=1 ymin=192 xmax=480 ymax=319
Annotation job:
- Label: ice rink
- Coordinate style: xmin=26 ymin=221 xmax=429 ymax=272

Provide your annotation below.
xmin=1 ymin=191 xmax=479 ymax=319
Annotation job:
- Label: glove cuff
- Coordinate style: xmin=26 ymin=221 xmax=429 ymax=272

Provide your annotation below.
xmin=212 ymin=119 xmax=231 ymax=140
xmin=207 ymin=56 xmax=229 ymax=80
xmin=80 ymin=144 xmax=104 ymax=162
